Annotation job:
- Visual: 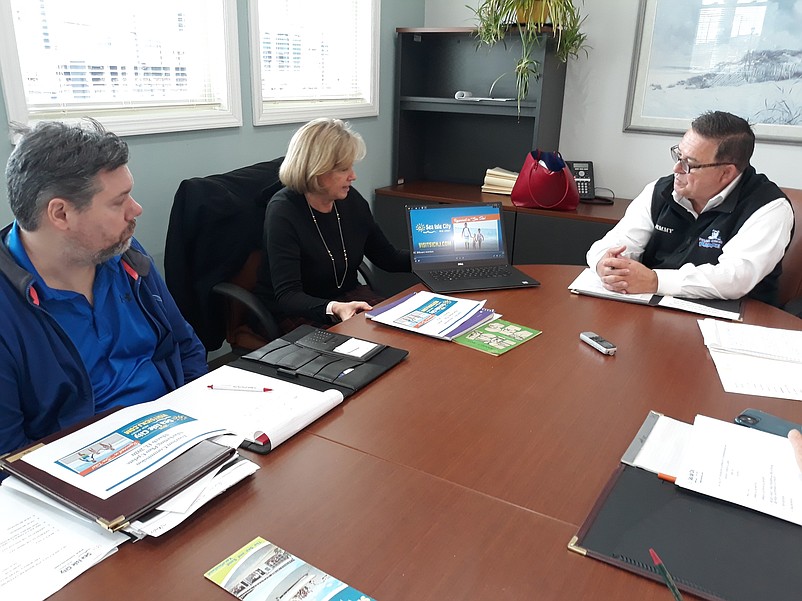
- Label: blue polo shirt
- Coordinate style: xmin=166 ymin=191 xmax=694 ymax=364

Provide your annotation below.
xmin=6 ymin=222 xmax=169 ymax=412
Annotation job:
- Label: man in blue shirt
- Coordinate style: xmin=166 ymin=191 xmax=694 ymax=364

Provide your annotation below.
xmin=0 ymin=119 xmax=207 ymax=456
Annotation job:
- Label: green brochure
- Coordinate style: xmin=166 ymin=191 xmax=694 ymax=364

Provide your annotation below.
xmin=453 ymin=319 xmax=541 ymax=356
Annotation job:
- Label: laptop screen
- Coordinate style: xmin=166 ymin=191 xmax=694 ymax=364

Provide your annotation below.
xmin=407 ymin=203 xmax=508 ymax=265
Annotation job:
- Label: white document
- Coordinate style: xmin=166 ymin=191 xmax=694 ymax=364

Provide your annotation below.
xmin=698 ymin=319 xmax=802 ymax=401
xmin=0 ymin=485 xmax=126 ymax=601
xmin=368 ymin=290 xmax=486 ymax=339
xmin=569 ymin=269 xmax=742 ymax=320
xmin=676 ymin=415 xmax=802 ymax=526
xmin=707 ymin=349 xmax=802 ymax=401
xmin=698 ymin=318 xmax=802 ymax=363
xmin=567 ymin=267 xmax=654 ymax=303
xmin=20 ymin=400 xmax=227 ymax=500
xmin=164 ymin=365 xmax=345 ymax=448
xmin=656 ymin=295 xmax=741 ymax=321
xmin=126 ymin=456 xmax=259 ymax=538
xmin=624 ymin=413 xmax=693 ymax=478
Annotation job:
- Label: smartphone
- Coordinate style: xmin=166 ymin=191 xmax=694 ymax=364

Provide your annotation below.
xmin=734 ymin=409 xmax=802 ymax=437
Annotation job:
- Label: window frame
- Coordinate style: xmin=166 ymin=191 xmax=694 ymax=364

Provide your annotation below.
xmin=0 ymin=0 xmax=242 ymax=137
xmin=248 ymin=0 xmax=380 ymax=126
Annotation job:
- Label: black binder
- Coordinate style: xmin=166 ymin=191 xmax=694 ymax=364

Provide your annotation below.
xmin=239 ymin=324 xmax=408 ymax=397
xmin=569 ymin=463 xmax=802 ymax=601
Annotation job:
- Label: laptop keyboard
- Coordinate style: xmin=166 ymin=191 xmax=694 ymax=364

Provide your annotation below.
xmin=429 ymin=265 xmax=513 ymax=281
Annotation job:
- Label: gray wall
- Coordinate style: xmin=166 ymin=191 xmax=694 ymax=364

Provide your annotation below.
xmin=4 ymin=0 xmax=801 ymax=266
xmin=429 ymin=0 xmax=802 ymax=199
xmin=0 ymin=0 xmax=426 ymax=271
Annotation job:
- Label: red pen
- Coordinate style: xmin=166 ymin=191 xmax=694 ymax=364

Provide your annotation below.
xmin=207 ymin=384 xmax=271 ymax=392
xmin=649 ymin=548 xmax=684 ymax=601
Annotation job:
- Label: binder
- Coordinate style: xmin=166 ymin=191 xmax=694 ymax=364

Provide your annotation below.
xmin=569 ymin=460 xmax=802 ymax=601
xmin=0 ymin=414 xmax=235 ymax=531
xmin=240 ymin=324 xmax=408 ymax=396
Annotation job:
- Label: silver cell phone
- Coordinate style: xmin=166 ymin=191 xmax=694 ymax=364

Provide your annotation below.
xmin=580 ymin=331 xmax=616 ymax=355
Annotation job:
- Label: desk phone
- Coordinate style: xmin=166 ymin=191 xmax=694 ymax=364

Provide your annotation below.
xmin=566 ymin=161 xmax=595 ymax=200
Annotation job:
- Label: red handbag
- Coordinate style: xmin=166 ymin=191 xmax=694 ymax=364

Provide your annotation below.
xmin=511 ymin=150 xmax=580 ymax=211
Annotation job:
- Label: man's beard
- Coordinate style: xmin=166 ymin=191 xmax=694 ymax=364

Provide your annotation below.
xmin=91 ymin=220 xmax=136 ymax=264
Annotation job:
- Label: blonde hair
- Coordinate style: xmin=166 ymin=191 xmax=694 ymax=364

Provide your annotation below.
xmin=279 ymin=118 xmax=366 ymax=194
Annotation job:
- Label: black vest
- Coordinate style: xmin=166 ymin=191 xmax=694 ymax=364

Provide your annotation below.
xmin=641 ymin=167 xmax=788 ymax=306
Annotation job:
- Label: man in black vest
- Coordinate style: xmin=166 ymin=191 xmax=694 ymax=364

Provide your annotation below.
xmin=587 ymin=111 xmax=793 ymax=306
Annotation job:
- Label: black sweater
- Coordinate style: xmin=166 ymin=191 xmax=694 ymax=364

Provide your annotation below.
xmin=255 ymin=187 xmax=410 ymax=323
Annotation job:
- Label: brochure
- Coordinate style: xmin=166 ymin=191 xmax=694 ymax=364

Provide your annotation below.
xmin=366 ymin=290 xmax=494 ymax=340
xmin=205 ymin=536 xmax=375 ymax=601
xmin=453 ymin=319 xmax=541 ymax=355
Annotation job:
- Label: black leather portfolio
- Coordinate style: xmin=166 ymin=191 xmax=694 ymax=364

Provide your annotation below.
xmin=240 ymin=324 xmax=408 ymax=397
xmin=569 ymin=463 xmax=802 ymax=601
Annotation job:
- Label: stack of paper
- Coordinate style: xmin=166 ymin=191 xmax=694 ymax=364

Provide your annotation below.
xmin=569 ymin=267 xmax=743 ymax=321
xmin=366 ymin=290 xmax=497 ymax=340
xmin=698 ymin=319 xmax=802 ymax=400
xmin=624 ymin=411 xmax=802 ymax=525
xmin=481 ymin=167 xmax=518 ymax=195
xmin=677 ymin=414 xmax=802 ymax=526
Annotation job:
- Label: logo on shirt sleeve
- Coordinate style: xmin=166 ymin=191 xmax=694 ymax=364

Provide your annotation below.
xmin=698 ymin=229 xmax=724 ymax=249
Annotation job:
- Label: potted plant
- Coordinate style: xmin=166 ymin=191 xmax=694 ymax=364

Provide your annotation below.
xmin=470 ymin=0 xmax=588 ymax=110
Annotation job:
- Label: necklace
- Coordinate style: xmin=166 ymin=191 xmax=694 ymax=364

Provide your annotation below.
xmin=308 ymin=202 xmax=348 ymax=289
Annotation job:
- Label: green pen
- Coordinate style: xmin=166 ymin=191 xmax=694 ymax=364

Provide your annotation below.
xmin=649 ymin=547 xmax=684 ymax=601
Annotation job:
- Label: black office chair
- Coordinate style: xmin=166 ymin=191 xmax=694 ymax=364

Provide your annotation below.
xmin=165 ymin=159 xmax=285 ymax=354
xmin=165 ymin=158 xmax=382 ymax=354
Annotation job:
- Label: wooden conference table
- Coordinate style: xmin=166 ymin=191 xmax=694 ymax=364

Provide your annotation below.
xmin=54 ymin=265 xmax=802 ymax=600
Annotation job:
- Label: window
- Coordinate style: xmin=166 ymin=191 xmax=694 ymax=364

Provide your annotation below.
xmin=0 ymin=0 xmax=241 ymax=136
xmin=249 ymin=0 xmax=380 ymax=125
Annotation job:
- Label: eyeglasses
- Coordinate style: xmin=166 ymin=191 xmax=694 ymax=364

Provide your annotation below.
xmin=670 ymin=145 xmax=734 ymax=174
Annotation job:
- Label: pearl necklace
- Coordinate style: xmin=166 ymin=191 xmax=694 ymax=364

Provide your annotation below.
xmin=308 ymin=202 xmax=348 ymax=289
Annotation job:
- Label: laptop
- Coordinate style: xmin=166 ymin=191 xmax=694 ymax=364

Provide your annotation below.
xmin=405 ymin=202 xmax=540 ymax=294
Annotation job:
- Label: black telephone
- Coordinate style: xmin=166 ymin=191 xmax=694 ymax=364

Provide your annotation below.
xmin=566 ymin=160 xmax=596 ymax=200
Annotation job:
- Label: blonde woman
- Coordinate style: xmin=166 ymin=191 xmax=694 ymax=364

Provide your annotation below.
xmin=255 ymin=118 xmax=409 ymax=330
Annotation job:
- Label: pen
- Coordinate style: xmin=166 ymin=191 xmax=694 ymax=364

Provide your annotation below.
xmin=337 ymin=368 xmax=354 ymax=379
xmin=207 ymin=384 xmax=271 ymax=392
xmin=649 ymin=548 xmax=684 ymax=601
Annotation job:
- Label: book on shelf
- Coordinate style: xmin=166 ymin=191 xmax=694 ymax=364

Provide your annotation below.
xmin=205 ymin=536 xmax=376 ymax=601
xmin=366 ymin=291 xmax=497 ymax=341
xmin=452 ymin=319 xmax=541 ymax=356
xmin=481 ymin=167 xmax=518 ymax=195
xmin=568 ymin=267 xmax=743 ymax=321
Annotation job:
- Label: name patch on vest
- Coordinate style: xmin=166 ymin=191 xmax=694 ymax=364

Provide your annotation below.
xmin=698 ymin=229 xmax=724 ymax=250
xmin=654 ymin=224 xmax=674 ymax=234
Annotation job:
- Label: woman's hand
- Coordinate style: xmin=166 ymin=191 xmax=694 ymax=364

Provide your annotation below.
xmin=331 ymin=300 xmax=373 ymax=322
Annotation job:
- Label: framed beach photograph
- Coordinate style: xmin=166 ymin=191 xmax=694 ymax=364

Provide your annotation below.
xmin=624 ymin=0 xmax=802 ymax=143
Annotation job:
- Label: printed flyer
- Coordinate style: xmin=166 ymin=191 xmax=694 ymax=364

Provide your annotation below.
xmin=453 ymin=319 xmax=541 ymax=355
xmin=205 ymin=537 xmax=374 ymax=601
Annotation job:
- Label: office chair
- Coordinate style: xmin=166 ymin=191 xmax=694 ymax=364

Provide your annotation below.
xmin=165 ymin=159 xmax=285 ymax=354
xmin=778 ymin=187 xmax=802 ymax=316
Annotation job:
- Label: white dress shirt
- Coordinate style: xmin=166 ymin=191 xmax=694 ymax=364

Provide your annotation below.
xmin=586 ymin=175 xmax=794 ymax=299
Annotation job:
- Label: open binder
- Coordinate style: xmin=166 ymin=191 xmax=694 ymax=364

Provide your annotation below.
xmin=0 ymin=414 xmax=234 ymax=532
xmin=240 ymin=324 xmax=408 ymax=396
xmin=569 ymin=417 xmax=802 ymax=601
